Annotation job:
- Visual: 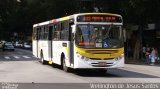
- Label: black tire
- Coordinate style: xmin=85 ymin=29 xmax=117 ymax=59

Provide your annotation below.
xmin=40 ymin=51 xmax=47 ymax=65
xmin=62 ymin=57 xmax=70 ymax=72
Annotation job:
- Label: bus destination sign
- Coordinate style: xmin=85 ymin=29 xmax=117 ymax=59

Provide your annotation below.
xmin=77 ymin=15 xmax=122 ymax=23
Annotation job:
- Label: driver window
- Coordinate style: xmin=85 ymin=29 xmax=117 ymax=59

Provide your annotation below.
xmin=91 ymin=28 xmax=98 ymax=40
xmin=76 ymin=27 xmax=83 ymax=43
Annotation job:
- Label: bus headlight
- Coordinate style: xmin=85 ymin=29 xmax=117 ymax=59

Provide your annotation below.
xmin=115 ymin=54 xmax=124 ymax=61
xmin=76 ymin=52 xmax=89 ymax=61
xmin=115 ymin=58 xmax=119 ymax=61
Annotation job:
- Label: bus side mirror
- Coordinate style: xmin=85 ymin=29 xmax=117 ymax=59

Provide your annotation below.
xmin=71 ymin=25 xmax=76 ymax=41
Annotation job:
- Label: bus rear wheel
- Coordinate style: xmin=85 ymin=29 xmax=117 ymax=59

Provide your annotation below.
xmin=40 ymin=51 xmax=47 ymax=64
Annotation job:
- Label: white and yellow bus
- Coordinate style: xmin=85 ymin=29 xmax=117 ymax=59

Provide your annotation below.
xmin=32 ymin=13 xmax=124 ymax=72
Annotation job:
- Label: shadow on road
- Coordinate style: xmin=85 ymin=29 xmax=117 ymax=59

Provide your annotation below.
xmin=49 ymin=63 xmax=118 ymax=77
xmin=107 ymin=68 xmax=160 ymax=78
xmin=72 ymin=69 xmax=160 ymax=78
xmin=50 ymin=63 xmax=160 ymax=78
xmin=73 ymin=69 xmax=118 ymax=77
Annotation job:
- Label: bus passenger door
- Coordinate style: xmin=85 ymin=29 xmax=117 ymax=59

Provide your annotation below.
xmin=49 ymin=25 xmax=53 ymax=61
xmin=69 ymin=23 xmax=75 ymax=65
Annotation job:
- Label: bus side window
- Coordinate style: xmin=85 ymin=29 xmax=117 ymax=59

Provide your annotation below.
xmin=62 ymin=21 xmax=69 ymax=41
xmin=49 ymin=25 xmax=53 ymax=40
xmin=44 ymin=25 xmax=49 ymax=40
xmin=69 ymin=22 xmax=74 ymax=41
xmin=61 ymin=22 xmax=65 ymax=40
xmin=75 ymin=26 xmax=83 ymax=43
xmin=53 ymin=24 xmax=59 ymax=40
xmin=33 ymin=27 xmax=37 ymax=40
xmin=40 ymin=26 xmax=44 ymax=40
xmin=37 ymin=27 xmax=40 ymax=40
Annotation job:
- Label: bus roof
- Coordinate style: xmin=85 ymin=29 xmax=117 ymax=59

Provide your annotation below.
xmin=75 ymin=13 xmax=121 ymax=17
xmin=33 ymin=13 xmax=122 ymax=27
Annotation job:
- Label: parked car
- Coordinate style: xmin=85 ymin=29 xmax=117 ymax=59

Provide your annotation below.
xmin=0 ymin=40 xmax=6 ymax=49
xmin=15 ymin=41 xmax=23 ymax=48
xmin=0 ymin=42 xmax=3 ymax=49
xmin=3 ymin=42 xmax=14 ymax=51
xmin=23 ymin=42 xmax=31 ymax=49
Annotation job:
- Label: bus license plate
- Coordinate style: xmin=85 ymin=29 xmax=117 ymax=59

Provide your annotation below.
xmin=98 ymin=62 xmax=106 ymax=66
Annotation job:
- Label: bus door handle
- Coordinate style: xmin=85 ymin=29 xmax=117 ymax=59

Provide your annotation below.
xmin=62 ymin=43 xmax=67 ymax=47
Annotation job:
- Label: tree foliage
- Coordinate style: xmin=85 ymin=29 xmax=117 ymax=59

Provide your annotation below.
xmin=0 ymin=0 xmax=160 ymax=40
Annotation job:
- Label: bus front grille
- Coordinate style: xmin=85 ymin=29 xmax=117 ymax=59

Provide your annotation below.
xmin=90 ymin=58 xmax=114 ymax=60
xmin=92 ymin=65 xmax=112 ymax=67
xmin=86 ymin=50 xmax=118 ymax=54
xmin=91 ymin=62 xmax=113 ymax=67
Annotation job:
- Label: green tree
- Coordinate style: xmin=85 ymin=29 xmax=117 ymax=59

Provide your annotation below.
xmin=112 ymin=0 xmax=160 ymax=60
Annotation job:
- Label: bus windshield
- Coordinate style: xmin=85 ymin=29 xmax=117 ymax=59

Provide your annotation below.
xmin=75 ymin=24 xmax=124 ymax=48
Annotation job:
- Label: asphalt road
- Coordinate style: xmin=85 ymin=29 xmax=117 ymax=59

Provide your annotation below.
xmin=0 ymin=48 xmax=160 ymax=89
xmin=0 ymin=48 xmax=36 ymax=61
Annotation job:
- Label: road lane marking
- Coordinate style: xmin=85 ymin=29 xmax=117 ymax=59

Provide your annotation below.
xmin=4 ymin=56 xmax=10 ymax=59
xmin=22 ymin=56 xmax=30 ymax=59
xmin=14 ymin=56 xmax=20 ymax=59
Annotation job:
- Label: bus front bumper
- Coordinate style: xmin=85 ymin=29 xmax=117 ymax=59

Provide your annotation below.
xmin=74 ymin=56 xmax=124 ymax=69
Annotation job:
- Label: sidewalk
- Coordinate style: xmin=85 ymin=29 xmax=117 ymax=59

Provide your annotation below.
xmin=125 ymin=58 xmax=160 ymax=66
xmin=124 ymin=64 xmax=160 ymax=77
xmin=124 ymin=58 xmax=160 ymax=77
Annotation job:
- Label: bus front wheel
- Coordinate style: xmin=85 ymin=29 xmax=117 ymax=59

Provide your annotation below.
xmin=97 ymin=69 xmax=107 ymax=75
xmin=62 ymin=57 xmax=70 ymax=72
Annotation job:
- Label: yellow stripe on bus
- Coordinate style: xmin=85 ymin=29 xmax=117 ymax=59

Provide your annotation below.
xmin=80 ymin=13 xmax=121 ymax=17
xmin=59 ymin=17 xmax=69 ymax=21
xmin=65 ymin=47 xmax=69 ymax=55
xmin=76 ymin=47 xmax=124 ymax=59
